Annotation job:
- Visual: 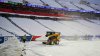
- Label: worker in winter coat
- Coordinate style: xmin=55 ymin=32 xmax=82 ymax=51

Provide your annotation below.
xmin=22 ymin=34 xmax=26 ymax=43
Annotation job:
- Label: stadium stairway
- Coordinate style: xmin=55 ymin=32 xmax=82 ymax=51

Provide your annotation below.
xmin=57 ymin=21 xmax=84 ymax=35
xmin=10 ymin=17 xmax=50 ymax=35
xmin=57 ymin=1 xmax=80 ymax=10
xmin=0 ymin=28 xmax=13 ymax=36
xmin=74 ymin=19 xmax=100 ymax=35
xmin=36 ymin=19 xmax=86 ymax=36
xmin=39 ymin=0 xmax=49 ymax=6
xmin=0 ymin=16 xmax=26 ymax=36
xmin=54 ymin=0 xmax=65 ymax=8
xmin=0 ymin=27 xmax=18 ymax=36
xmin=34 ymin=19 xmax=54 ymax=31
xmin=41 ymin=0 xmax=63 ymax=8
xmin=58 ymin=20 xmax=91 ymax=35
xmin=26 ymin=0 xmax=43 ymax=6
xmin=5 ymin=17 xmax=32 ymax=36
xmin=85 ymin=4 xmax=99 ymax=11
xmin=84 ymin=18 xmax=100 ymax=25
xmin=73 ymin=3 xmax=95 ymax=11
xmin=89 ymin=4 xmax=100 ymax=11
xmin=70 ymin=2 xmax=84 ymax=10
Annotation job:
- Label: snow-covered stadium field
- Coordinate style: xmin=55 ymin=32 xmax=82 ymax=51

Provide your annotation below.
xmin=1 ymin=37 xmax=100 ymax=56
xmin=0 ymin=0 xmax=100 ymax=56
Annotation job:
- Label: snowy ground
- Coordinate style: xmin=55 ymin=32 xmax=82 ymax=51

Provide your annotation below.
xmin=24 ymin=39 xmax=100 ymax=56
xmin=0 ymin=37 xmax=24 ymax=56
xmin=0 ymin=37 xmax=100 ymax=56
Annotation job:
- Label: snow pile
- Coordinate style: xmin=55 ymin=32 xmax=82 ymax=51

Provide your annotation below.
xmin=24 ymin=39 xmax=100 ymax=56
xmin=0 ymin=37 xmax=24 ymax=56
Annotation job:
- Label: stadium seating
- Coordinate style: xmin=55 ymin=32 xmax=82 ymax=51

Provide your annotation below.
xmin=0 ymin=0 xmax=100 ymax=38
xmin=57 ymin=1 xmax=80 ymax=10
xmin=26 ymin=0 xmax=43 ymax=6
xmin=41 ymin=0 xmax=63 ymax=8
xmin=10 ymin=17 xmax=50 ymax=35
xmin=73 ymin=3 xmax=95 ymax=11
xmin=0 ymin=16 xmax=26 ymax=36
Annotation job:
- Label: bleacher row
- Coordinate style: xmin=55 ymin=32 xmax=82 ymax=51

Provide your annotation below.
xmin=0 ymin=0 xmax=100 ymax=11
xmin=0 ymin=16 xmax=100 ymax=37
